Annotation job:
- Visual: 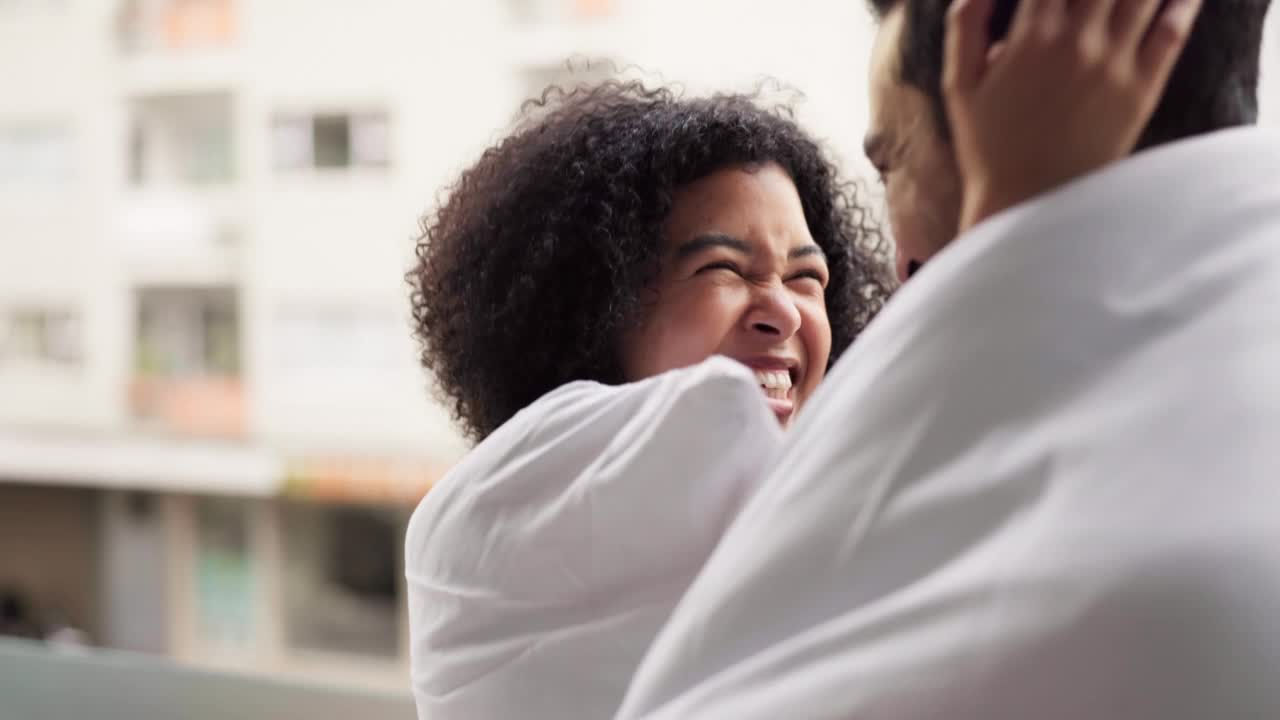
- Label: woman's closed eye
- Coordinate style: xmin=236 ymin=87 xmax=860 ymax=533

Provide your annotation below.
xmin=787 ymin=268 xmax=828 ymax=289
xmin=696 ymin=261 xmax=744 ymax=277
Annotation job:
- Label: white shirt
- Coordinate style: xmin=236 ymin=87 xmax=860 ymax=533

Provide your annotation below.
xmin=405 ymin=356 xmax=782 ymax=720
xmin=617 ymin=127 xmax=1280 ymax=720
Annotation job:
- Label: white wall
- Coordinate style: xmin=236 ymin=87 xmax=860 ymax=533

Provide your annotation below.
xmin=0 ymin=3 xmax=127 ymax=430
xmin=238 ymin=0 xmax=512 ymax=457
xmin=607 ymin=0 xmax=876 ymax=175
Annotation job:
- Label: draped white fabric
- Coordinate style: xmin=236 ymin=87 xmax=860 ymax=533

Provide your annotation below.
xmin=617 ymin=127 xmax=1280 ymax=720
xmin=405 ymin=357 xmax=781 ymax=720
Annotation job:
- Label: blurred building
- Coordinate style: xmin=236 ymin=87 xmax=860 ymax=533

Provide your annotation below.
xmin=0 ymin=0 xmax=484 ymax=690
xmin=1 ymin=0 xmax=1277 ymax=693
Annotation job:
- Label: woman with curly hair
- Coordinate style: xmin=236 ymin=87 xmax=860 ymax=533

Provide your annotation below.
xmin=404 ymin=79 xmax=889 ymax=720
xmin=409 ymin=83 xmax=889 ymax=440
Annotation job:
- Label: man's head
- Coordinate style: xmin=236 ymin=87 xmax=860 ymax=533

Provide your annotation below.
xmin=865 ymin=0 xmax=1272 ymax=281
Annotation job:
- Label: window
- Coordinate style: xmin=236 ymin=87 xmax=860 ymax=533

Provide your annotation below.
xmin=194 ymin=498 xmax=254 ymax=652
xmin=131 ymin=288 xmax=244 ymax=436
xmin=269 ymin=117 xmax=312 ymax=170
xmin=128 ymin=124 xmax=146 ymax=185
xmin=272 ymin=113 xmax=389 ymax=171
xmin=281 ymin=502 xmax=401 ymax=658
xmin=350 ymin=113 xmax=390 ymax=167
xmin=185 ymin=122 xmax=233 ymax=183
xmin=0 ymin=125 xmax=72 ymax=185
xmin=313 ymin=116 xmax=350 ymax=168
xmin=129 ymin=93 xmax=234 ymax=186
xmin=0 ymin=309 xmax=82 ymax=366
xmin=135 ymin=287 xmax=239 ymax=377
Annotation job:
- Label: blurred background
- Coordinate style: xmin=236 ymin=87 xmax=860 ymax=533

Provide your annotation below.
xmin=0 ymin=0 xmax=1277 ymax=711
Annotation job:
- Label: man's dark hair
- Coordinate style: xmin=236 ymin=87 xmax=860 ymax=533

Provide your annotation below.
xmin=408 ymin=80 xmax=891 ymax=441
xmin=868 ymin=0 xmax=1271 ymax=149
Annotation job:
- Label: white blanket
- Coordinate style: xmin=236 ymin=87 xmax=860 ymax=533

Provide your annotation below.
xmin=617 ymin=127 xmax=1280 ymax=720
xmin=405 ymin=357 xmax=781 ymax=720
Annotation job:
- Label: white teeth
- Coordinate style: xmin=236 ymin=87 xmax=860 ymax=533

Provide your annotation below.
xmin=753 ymin=369 xmax=792 ymax=392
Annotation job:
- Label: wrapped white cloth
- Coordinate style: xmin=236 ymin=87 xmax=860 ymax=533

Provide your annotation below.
xmin=405 ymin=357 xmax=781 ymax=720
xmin=617 ymin=127 xmax=1280 ymax=720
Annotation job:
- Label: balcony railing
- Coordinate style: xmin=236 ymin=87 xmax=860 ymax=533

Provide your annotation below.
xmin=130 ymin=376 xmax=246 ymax=438
xmin=0 ymin=638 xmax=415 ymax=720
xmin=119 ymin=0 xmax=237 ymax=53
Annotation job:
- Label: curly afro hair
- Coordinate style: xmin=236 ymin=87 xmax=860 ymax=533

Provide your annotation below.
xmin=409 ymin=79 xmax=891 ymax=441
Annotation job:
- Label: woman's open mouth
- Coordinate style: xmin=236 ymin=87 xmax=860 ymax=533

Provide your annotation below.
xmin=749 ymin=366 xmax=798 ymax=425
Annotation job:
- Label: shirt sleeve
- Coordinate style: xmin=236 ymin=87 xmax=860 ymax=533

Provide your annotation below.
xmin=405 ymin=356 xmax=782 ymax=720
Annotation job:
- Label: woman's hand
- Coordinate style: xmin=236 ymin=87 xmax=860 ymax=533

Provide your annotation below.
xmin=944 ymin=0 xmax=1202 ymax=232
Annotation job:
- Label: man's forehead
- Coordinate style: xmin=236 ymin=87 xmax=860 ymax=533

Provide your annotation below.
xmin=869 ymin=3 xmax=905 ymax=79
xmin=866 ymin=6 xmax=906 ymax=149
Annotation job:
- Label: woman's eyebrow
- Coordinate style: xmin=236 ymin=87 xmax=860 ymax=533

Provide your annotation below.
xmin=675 ymin=233 xmax=752 ymax=259
xmin=789 ymin=244 xmax=826 ymax=261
